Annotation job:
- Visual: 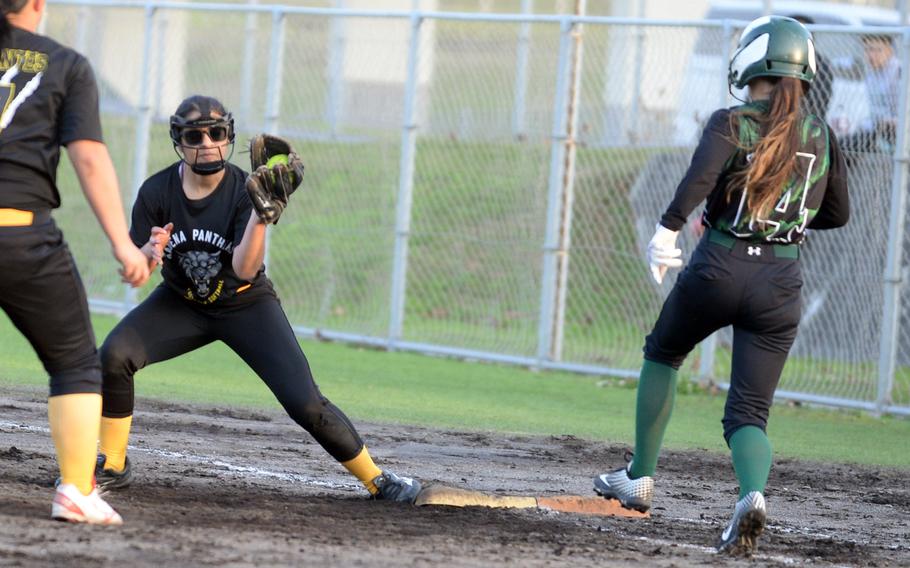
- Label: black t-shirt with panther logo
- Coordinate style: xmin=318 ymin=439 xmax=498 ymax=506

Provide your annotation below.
xmin=1 ymin=26 xmax=103 ymax=209
xmin=130 ymin=161 xmax=275 ymax=308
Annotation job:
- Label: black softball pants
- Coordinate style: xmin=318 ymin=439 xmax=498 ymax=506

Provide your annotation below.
xmin=0 ymin=218 xmax=102 ymax=396
xmin=100 ymin=286 xmax=365 ymax=462
xmin=643 ymin=231 xmax=803 ymax=442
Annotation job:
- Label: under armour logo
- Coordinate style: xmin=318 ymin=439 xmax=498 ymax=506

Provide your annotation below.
xmin=747 ymin=246 xmax=762 ymax=256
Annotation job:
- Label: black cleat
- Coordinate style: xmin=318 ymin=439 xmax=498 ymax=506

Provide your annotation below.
xmin=372 ymin=471 xmax=421 ymax=503
xmin=95 ymin=454 xmax=133 ymax=491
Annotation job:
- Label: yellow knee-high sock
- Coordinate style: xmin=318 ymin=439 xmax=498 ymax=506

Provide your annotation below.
xmin=99 ymin=416 xmax=133 ymax=472
xmin=47 ymin=393 xmax=101 ymax=496
xmin=340 ymin=446 xmax=383 ymax=495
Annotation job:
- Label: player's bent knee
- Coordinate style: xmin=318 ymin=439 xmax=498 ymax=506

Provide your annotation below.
xmin=295 ymin=400 xmax=328 ymax=431
xmin=641 ymin=350 xmax=686 ymax=371
xmin=49 ymin=367 xmax=103 ymax=397
xmin=722 ymin=418 xmax=768 ymax=444
xmin=100 ymin=332 xmax=146 ymax=378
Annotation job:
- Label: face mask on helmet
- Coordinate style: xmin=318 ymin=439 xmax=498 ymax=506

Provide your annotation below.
xmin=169 ymin=96 xmax=236 ymax=176
xmin=728 ymin=15 xmax=817 ymax=91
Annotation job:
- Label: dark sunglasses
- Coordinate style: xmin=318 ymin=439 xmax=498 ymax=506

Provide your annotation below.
xmin=180 ymin=126 xmax=229 ymax=146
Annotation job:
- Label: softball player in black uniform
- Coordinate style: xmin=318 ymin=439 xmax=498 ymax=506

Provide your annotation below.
xmin=593 ymin=17 xmax=849 ymax=555
xmin=1 ymin=0 xmax=149 ymax=524
xmin=95 ymin=95 xmax=421 ymax=503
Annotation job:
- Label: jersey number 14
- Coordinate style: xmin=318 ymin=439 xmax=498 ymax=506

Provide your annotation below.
xmin=730 ymin=152 xmax=817 ymax=243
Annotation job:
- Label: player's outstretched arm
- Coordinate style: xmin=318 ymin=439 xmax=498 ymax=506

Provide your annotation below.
xmin=232 ymin=211 xmax=267 ymax=281
xmin=66 ymin=139 xmax=150 ymax=287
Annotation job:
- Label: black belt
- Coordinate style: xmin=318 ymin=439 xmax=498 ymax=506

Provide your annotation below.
xmin=707 ymin=229 xmax=799 ymax=259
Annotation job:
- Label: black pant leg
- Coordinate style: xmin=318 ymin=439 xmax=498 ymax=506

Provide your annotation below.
xmin=216 ymin=297 xmax=365 ymax=462
xmin=101 ymin=286 xmax=214 ymax=417
xmin=722 ymin=328 xmax=792 ymax=442
xmin=0 ymin=222 xmax=100 ymax=396
xmin=644 ymin=241 xmax=739 ymax=368
xmin=723 ymin=259 xmax=802 ymax=441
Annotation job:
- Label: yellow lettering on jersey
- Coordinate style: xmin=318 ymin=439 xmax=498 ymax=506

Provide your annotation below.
xmin=0 ymin=49 xmax=49 ymax=74
xmin=201 ymin=280 xmax=225 ymax=304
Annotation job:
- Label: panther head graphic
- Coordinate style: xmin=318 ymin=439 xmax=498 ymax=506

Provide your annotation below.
xmin=178 ymin=250 xmax=222 ymax=297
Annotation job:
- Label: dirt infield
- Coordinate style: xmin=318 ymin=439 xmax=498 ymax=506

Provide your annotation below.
xmin=1 ymin=385 xmax=907 ymax=567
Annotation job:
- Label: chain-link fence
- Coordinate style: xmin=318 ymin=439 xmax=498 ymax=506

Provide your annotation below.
xmin=39 ymin=1 xmax=910 ymax=415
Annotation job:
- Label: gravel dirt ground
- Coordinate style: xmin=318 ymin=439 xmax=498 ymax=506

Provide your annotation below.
xmin=1 ymin=385 xmax=908 ymax=567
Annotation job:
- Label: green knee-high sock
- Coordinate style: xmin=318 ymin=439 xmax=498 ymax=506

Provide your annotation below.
xmin=629 ymin=360 xmax=678 ymax=479
xmin=729 ymin=425 xmax=772 ymax=498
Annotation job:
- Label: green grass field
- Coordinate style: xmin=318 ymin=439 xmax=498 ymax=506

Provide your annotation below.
xmin=1 ymin=313 xmax=908 ymax=468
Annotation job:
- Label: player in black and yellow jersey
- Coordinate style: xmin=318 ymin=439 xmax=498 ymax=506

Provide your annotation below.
xmin=593 ymin=16 xmax=849 ymax=556
xmin=95 ymin=95 xmax=421 ymax=504
xmin=1 ymin=0 xmax=150 ymax=524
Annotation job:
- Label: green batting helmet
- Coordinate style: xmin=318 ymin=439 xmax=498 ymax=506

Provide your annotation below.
xmin=728 ymin=15 xmax=817 ymax=90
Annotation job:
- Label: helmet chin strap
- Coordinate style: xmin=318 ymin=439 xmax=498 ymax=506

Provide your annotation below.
xmin=729 ymin=83 xmax=748 ymax=104
xmin=182 ymin=144 xmax=232 ymax=176
xmin=189 ymin=160 xmax=226 ymax=176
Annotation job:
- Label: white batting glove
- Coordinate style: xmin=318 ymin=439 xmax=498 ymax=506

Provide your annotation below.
xmin=647 ymin=223 xmax=683 ymax=284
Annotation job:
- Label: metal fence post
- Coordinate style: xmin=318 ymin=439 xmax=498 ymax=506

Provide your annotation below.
xmin=263 ymin=9 xmax=286 ymax=136
xmin=74 ymin=6 xmax=90 ymax=54
xmin=697 ymin=19 xmax=733 ymax=383
xmin=261 ymin=8 xmax=287 ymax=273
xmin=876 ymin=28 xmax=910 ymax=414
xmin=37 ymin=7 xmax=47 ymax=35
xmin=629 ymin=2 xmax=644 ymax=140
xmin=536 ymin=18 xmax=574 ymax=363
xmin=551 ymin=2 xmax=586 ymax=361
xmin=122 ymin=5 xmax=157 ymax=311
xmin=326 ymin=0 xmax=346 ymax=137
xmin=151 ymin=13 xmax=167 ymax=120
xmin=387 ymin=11 xmax=423 ymax=347
xmin=719 ymin=20 xmax=732 ymax=111
xmin=238 ymin=0 xmax=260 ymax=132
xmin=511 ymin=0 xmax=532 ymax=139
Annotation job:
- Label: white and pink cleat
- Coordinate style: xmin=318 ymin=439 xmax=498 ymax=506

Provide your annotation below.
xmin=51 ymin=483 xmax=123 ymax=525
